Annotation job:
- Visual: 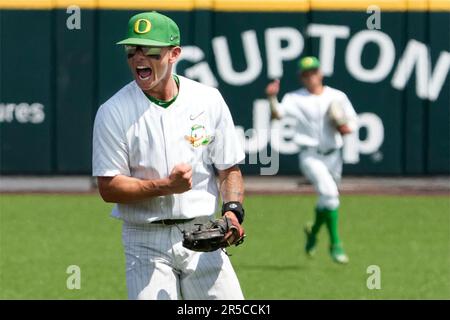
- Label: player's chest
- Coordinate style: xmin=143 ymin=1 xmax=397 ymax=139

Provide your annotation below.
xmin=126 ymin=103 xmax=215 ymax=152
xmin=297 ymin=97 xmax=332 ymax=122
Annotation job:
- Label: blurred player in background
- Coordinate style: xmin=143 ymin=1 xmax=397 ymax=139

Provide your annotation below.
xmin=265 ymin=56 xmax=358 ymax=264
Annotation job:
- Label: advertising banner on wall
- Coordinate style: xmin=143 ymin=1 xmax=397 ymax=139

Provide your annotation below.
xmin=1 ymin=1 xmax=449 ymax=174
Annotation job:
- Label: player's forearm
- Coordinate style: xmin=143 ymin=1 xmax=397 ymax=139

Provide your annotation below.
xmin=218 ymin=166 xmax=245 ymax=203
xmin=97 ymin=175 xmax=171 ymax=203
xmin=268 ymin=95 xmax=282 ymax=120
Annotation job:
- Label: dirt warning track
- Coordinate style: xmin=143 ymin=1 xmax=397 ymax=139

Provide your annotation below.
xmin=0 ymin=176 xmax=448 ymax=196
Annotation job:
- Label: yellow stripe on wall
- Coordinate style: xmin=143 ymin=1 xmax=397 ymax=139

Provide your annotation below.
xmin=213 ymin=0 xmax=310 ymax=11
xmin=97 ymin=0 xmax=196 ymax=10
xmin=311 ymin=0 xmax=406 ymax=11
xmin=311 ymin=0 xmax=450 ymax=11
xmin=0 ymin=0 xmax=448 ymax=11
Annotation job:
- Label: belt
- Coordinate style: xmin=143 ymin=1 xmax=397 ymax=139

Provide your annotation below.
xmin=301 ymin=146 xmax=339 ymax=156
xmin=151 ymin=218 xmax=195 ymax=226
xmin=319 ymin=148 xmax=338 ymax=156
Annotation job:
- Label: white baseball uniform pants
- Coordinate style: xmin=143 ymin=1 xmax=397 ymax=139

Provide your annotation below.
xmin=299 ymin=148 xmax=342 ymax=210
xmin=122 ymin=217 xmax=244 ymax=300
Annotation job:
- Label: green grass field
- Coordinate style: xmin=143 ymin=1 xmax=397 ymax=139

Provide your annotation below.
xmin=0 ymin=194 xmax=449 ymax=299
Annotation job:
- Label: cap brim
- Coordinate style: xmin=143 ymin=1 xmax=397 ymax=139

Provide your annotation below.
xmin=116 ymin=38 xmax=172 ymax=47
xmin=299 ymin=67 xmax=320 ymax=73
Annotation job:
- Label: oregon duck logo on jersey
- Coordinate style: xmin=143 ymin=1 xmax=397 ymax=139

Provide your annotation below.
xmin=185 ymin=124 xmax=214 ymax=147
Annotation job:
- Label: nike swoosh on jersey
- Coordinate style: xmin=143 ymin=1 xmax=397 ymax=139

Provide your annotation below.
xmin=190 ymin=111 xmax=205 ymax=120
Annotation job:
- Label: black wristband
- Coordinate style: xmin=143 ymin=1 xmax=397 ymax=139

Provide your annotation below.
xmin=222 ymin=201 xmax=245 ymax=224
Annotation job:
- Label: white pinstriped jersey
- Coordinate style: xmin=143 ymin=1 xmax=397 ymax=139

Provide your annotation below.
xmin=92 ymin=75 xmax=245 ymax=224
xmin=278 ymin=86 xmax=358 ymax=152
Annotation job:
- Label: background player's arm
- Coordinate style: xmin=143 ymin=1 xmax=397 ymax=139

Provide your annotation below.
xmin=97 ymin=163 xmax=192 ymax=203
xmin=265 ymin=79 xmax=282 ymax=120
xmin=337 ymin=124 xmax=352 ymax=135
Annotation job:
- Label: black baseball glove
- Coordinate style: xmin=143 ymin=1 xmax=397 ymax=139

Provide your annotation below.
xmin=182 ymin=216 xmax=245 ymax=252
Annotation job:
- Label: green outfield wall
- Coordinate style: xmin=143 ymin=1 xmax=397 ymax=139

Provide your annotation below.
xmin=0 ymin=1 xmax=449 ymax=175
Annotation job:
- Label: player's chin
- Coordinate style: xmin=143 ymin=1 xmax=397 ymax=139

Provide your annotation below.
xmin=134 ymin=75 xmax=155 ymax=91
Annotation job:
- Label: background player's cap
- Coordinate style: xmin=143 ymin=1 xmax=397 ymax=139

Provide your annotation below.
xmin=117 ymin=11 xmax=180 ymax=47
xmin=298 ymin=56 xmax=320 ymax=73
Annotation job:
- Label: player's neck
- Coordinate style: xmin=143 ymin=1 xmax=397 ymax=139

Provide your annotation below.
xmin=144 ymin=76 xmax=178 ymax=101
xmin=307 ymin=85 xmax=324 ymax=95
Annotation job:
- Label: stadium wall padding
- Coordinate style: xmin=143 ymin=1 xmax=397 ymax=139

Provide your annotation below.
xmin=0 ymin=2 xmax=449 ymax=175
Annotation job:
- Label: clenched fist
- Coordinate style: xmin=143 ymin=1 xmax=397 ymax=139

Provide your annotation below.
xmin=168 ymin=163 xmax=192 ymax=194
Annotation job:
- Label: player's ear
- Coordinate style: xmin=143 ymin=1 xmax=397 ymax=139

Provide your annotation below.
xmin=168 ymin=46 xmax=181 ymax=63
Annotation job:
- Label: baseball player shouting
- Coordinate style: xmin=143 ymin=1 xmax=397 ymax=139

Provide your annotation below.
xmin=265 ymin=57 xmax=358 ymax=264
xmin=93 ymin=11 xmax=246 ymax=299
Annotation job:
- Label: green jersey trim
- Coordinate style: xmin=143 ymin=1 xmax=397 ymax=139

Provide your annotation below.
xmin=145 ymin=74 xmax=180 ymax=109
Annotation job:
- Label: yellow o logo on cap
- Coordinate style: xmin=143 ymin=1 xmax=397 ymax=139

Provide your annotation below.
xmin=134 ymin=19 xmax=151 ymax=34
xmin=303 ymin=57 xmax=313 ymax=66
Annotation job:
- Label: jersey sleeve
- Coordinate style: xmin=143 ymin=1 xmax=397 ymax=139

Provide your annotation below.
xmin=340 ymin=93 xmax=359 ymax=132
xmin=92 ymin=104 xmax=130 ymax=177
xmin=209 ymin=90 xmax=245 ymax=171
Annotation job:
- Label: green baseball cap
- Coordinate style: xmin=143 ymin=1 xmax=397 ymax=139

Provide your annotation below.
xmin=117 ymin=11 xmax=180 ymax=47
xmin=298 ymin=56 xmax=320 ymax=73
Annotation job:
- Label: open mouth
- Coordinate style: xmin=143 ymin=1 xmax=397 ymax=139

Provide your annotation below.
xmin=136 ymin=66 xmax=152 ymax=80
